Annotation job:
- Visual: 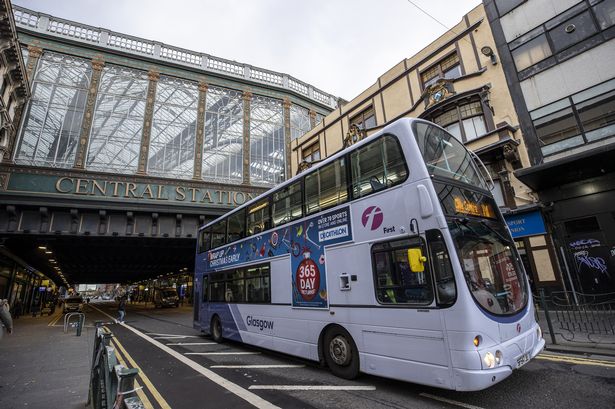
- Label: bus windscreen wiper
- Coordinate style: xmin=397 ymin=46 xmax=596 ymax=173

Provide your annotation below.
xmin=479 ymin=220 xmax=513 ymax=245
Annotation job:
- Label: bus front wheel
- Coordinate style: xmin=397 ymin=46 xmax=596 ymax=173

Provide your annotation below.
xmin=323 ymin=326 xmax=359 ymax=379
xmin=211 ymin=315 xmax=223 ymax=343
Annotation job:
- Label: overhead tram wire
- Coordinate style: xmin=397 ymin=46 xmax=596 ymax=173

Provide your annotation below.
xmin=404 ymin=0 xmax=474 ymax=47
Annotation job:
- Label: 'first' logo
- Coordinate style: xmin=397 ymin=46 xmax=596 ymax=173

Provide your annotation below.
xmin=361 ymin=206 xmax=383 ymax=231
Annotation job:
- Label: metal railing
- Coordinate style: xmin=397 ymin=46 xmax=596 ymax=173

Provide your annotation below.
xmin=536 ymin=289 xmax=615 ymax=345
xmin=87 ymin=322 xmax=144 ymax=409
xmin=13 ymin=5 xmax=338 ymax=109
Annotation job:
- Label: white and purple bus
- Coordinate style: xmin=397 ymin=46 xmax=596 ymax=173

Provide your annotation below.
xmin=193 ymin=118 xmax=544 ymax=391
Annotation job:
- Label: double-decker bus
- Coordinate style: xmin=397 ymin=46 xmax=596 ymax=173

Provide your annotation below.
xmin=193 ymin=118 xmax=544 ymax=391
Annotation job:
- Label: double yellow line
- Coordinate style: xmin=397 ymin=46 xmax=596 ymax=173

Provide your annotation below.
xmin=48 ymin=313 xmax=62 ymax=327
xmin=537 ymin=352 xmax=615 ymax=368
xmin=105 ymin=326 xmax=172 ymax=409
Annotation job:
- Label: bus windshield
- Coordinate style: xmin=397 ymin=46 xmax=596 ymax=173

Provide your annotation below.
xmin=412 ymin=121 xmax=488 ymax=190
xmin=448 ymin=218 xmax=528 ymax=315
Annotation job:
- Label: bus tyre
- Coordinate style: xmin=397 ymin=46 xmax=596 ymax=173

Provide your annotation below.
xmin=324 ymin=326 xmax=359 ymax=380
xmin=211 ymin=315 xmax=224 ymax=343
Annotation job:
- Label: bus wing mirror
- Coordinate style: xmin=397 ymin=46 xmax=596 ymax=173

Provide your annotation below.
xmin=407 ymin=248 xmax=427 ymax=272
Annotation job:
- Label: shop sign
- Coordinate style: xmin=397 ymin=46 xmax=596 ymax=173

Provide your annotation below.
xmin=505 ymin=210 xmax=546 ymax=238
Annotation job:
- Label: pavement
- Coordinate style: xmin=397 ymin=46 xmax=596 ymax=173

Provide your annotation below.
xmin=1 ymin=301 xmax=614 ymax=409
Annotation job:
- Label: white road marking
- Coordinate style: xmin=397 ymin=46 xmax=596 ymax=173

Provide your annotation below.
xmin=89 ymin=304 xmax=280 ymax=409
xmin=153 ymin=336 xmax=201 ymax=339
xmin=166 ymin=342 xmax=217 ymax=346
xmin=419 ymin=393 xmax=485 ymax=409
xmin=145 ymin=332 xmax=199 ymax=337
xmin=185 ymin=352 xmax=261 ymax=356
xmin=249 ymin=385 xmax=376 ymax=391
xmin=211 ymin=365 xmax=305 ymax=369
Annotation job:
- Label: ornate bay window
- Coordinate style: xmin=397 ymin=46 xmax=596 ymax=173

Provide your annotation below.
xmin=421 ymin=53 xmax=462 ymax=89
xmin=432 ymin=100 xmax=487 ymax=143
xmin=148 ymin=76 xmax=198 ymax=179
xmin=15 ymin=52 xmax=91 ymax=167
xmin=86 ymin=65 xmax=149 ymax=174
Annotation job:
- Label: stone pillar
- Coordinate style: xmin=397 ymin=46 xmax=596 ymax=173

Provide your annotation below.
xmin=193 ymin=81 xmax=208 ymax=180
xmin=242 ymin=91 xmax=252 ymax=185
xmin=137 ymin=70 xmax=159 ymax=175
xmin=74 ymin=56 xmax=104 ymax=169
xmin=283 ymin=98 xmax=291 ymax=181
xmin=25 ymin=45 xmax=42 ymax=86
xmin=309 ymin=109 xmax=317 ymax=129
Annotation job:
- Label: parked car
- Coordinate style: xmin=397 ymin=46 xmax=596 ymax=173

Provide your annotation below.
xmin=63 ymin=296 xmax=83 ymax=313
xmin=153 ymin=287 xmax=179 ymax=308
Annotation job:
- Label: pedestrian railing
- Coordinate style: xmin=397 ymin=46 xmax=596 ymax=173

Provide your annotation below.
xmin=64 ymin=312 xmax=85 ymax=335
xmin=536 ymin=289 xmax=615 ymax=345
xmin=87 ymin=321 xmax=144 ymax=409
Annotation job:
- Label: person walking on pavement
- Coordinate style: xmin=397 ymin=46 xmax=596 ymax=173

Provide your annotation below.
xmin=0 ymin=299 xmax=13 ymax=340
xmin=117 ymin=295 xmax=127 ymax=323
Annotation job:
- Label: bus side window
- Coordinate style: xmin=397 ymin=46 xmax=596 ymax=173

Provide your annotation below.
xmin=227 ymin=209 xmax=246 ymax=243
xmin=426 ymin=229 xmax=456 ymax=306
xmin=198 ymin=228 xmax=212 ymax=253
xmin=211 ymin=219 xmax=227 ymax=248
xmin=305 ymin=157 xmax=348 ymax=216
xmin=350 ymin=135 xmax=408 ymax=199
xmin=247 ymin=198 xmax=271 ymax=235
xmin=273 ymin=180 xmax=303 ymax=227
xmin=202 ymin=276 xmax=208 ymax=303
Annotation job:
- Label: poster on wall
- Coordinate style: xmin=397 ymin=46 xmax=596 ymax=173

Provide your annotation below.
xmin=205 ymin=205 xmax=353 ymax=308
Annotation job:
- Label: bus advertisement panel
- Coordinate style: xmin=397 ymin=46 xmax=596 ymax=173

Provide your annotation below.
xmin=205 ymin=206 xmax=353 ymax=308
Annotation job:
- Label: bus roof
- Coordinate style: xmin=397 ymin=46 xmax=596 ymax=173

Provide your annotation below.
xmin=199 ymin=117 xmax=420 ymax=231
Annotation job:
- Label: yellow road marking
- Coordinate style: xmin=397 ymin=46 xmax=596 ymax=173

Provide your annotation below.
xmin=537 ymin=353 xmax=615 ymax=368
xmin=48 ymin=313 xmax=62 ymax=327
xmin=111 ymin=337 xmax=155 ymax=409
xmin=106 ymin=327 xmax=172 ymax=409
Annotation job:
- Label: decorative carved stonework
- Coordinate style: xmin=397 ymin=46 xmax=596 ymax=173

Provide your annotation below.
xmin=193 ymin=81 xmax=208 ymax=180
xmin=25 ymin=44 xmax=43 ymax=85
xmin=242 ymin=91 xmax=252 ymax=185
xmin=503 ymin=142 xmax=521 ymax=169
xmin=343 ymin=124 xmax=366 ymax=148
xmin=296 ymin=160 xmax=312 ymax=174
xmin=283 ymin=98 xmax=291 ymax=180
xmin=137 ymin=70 xmax=159 ymax=175
xmin=74 ymin=56 xmax=105 ymax=169
xmin=26 ymin=44 xmax=42 ymax=58
xmin=309 ymin=109 xmax=316 ymax=128
xmin=422 ymin=79 xmax=455 ymax=109
xmin=0 ymin=171 xmax=9 ymax=191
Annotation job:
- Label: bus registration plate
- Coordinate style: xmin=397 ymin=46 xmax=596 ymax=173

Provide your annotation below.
xmin=516 ymin=353 xmax=530 ymax=368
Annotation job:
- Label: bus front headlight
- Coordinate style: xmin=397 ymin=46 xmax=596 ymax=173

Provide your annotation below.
xmin=483 ymin=352 xmax=496 ymax=368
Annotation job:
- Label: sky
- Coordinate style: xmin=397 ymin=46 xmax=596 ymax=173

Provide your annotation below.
xmin=12 ymin=0 xmax=481 ymax=101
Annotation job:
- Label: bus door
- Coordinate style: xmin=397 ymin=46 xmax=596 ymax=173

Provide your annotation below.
xmin=198 ymin=274 xmax=211 ymax=331
xmin=365 ymin=230 xmax=456 ymax=382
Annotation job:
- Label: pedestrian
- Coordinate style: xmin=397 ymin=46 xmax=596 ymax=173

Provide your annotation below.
xmin=13 ymin=298 xmax=22 ymax=319
xmin=117 ymin=295 xmax=127 ymax=323
xmin=0 ymin=299 xmax=13 ymax=340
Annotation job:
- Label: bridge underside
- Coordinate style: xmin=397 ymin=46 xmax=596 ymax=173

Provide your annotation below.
xmin=4 ymin=235 xmax=195 ymax=284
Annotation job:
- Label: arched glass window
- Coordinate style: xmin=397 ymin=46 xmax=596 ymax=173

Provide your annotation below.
xmin=203 ymin=86 xmax=244 ymax=183
xmin=86 ymin=65 xmax=148 ymax=174
xmin=432 ymin=100 xmax=487 ymax=143
xmin=250 ymin=95 xmax=284 ymax=185
xmin=15 ymin=52 xmax=91 ymax=167
xmin=148 ymin=76 xmax=198 ymax=179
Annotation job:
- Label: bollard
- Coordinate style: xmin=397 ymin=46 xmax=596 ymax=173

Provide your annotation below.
xmin=76 ymin=315 xmax=83 ymax=336
xmin=539 ymin=288 xmax=557 ymax=345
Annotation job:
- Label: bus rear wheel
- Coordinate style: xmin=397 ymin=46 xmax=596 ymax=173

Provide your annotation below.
xmin=323 ymin=326 xmax=359 ymax=379
xmin=211 ymin=315 xmax=223 ymax=343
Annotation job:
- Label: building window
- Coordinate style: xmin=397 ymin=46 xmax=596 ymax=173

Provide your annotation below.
xmin=148 ymin=76 xmax=198 ymax=179
xmin=290 ymin=105 xmax=311 ymax=140
xmin=531 ymin=79 xmax=615 ymax=157
xmin=349 ymin=106 xmax=376 ymax=130
xmin=432 ymin=100 xmax=487 ymax=143
xmin=421 ymin=53 xmax=462 ymax=89
xmin=548 ymin=10 xmax=597 ymax=53
xmin=593 ymin=0 xmax=615 ymax=30
xmin=15 ymin=52 xmax=92 ymax=168
xmin=203 ymin=86 xmax=244 ymax=184
xmin=87 ymin=65 xmax=148 ymax=174
xmin=250 ymin=95 xmax=285 ymax=185
xmin=495 ymin=0 xmax=526 ymax=16
xmin=511 ymin=33 xmax=552 ymax=72
xmin=302 ymin=141 xmax=320 ymax=163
